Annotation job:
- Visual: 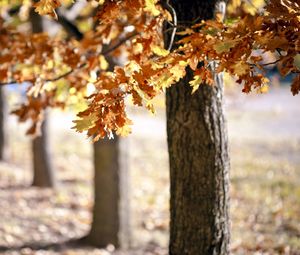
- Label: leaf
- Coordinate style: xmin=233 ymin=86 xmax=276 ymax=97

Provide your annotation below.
xmin=152 ymin=46 xmax=169 ymax=56
xmin=213 ymin=39 xmax=238 ymax=54
xmin=189 ymin=75 xmax=202 ymax=94
xmin=176 ymin=28 xmax=194 ymax=36
xmin=189 ymin=55 xmax=199 ymax=71
xmin=232 ymin=61 xmax=250 ymax=76
xmin=257 ymin=84 xmax=269 ymax=94
xmin=72 ymin=113 xmax=98 ymax=132
xmin=116 ymin=125 xmax=132 ymax=136
xmin=146 ymin=102 xmax=155 ymax=114
xmin=99 ymin=55 xmax=109 ymax=70
xmin=169 ymin=61 xmax=188 ymax=82
xmin=34 ymin=0 xmax=61 ymax=19
xmin=291 ymin=75 xmax=300 ymax=96
xmin=293 ymin=54 xmax=300 ymax=70
xmin=0 ymin=68 xmax=7 ymax=81
xmin=144 ymin=0 xmax=160 ymax=16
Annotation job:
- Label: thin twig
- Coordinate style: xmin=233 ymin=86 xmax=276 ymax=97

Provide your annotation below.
xmin=163 ymin=25 xmax=190 ymax=34
xmin=276 ymin=48 xmax=283 ymax=56
xmin=248 ymin=58 xmax=281 ymax=68
xmin=261 ymin=58 xmax=281 ymax=66
xmin=46 ymin=63 xmax=87 ymax=82
xmin=0 ymin=81 xmax=21 ymax=86
xmin=164 ymin=0 xmax=177 ymax=51
xmin=102 ymin=32 xmax=138 ymax=55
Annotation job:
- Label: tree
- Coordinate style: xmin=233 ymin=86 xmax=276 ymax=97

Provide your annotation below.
xmin=56 ymin=11 xmax=131 ymax=247
xmin=31 ymin=116 xmax=55 ymax=187
xmin=30 ymin=8 xmax=55 ymax=188
xmin=165 ymin=1 xmax=230 ymax=254
xmin=85 ymin=52 xmax=130 ymax=248
xmin=85 ymin=136 xmax=130 ymax=248
xmin=0 ymin=0 xmax=299 ymax=254
xmin=33 ymin=4 xmax=130 ymax=246
xmin=0 ymin=86 xmax=8 ymax=161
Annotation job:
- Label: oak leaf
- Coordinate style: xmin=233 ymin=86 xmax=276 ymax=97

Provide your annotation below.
xmin=34 ymin=0 xmax=61 ymax=19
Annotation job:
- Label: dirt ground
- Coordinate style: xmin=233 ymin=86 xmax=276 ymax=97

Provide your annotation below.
xmin=0 ymin=86 xmax=299 ymax=255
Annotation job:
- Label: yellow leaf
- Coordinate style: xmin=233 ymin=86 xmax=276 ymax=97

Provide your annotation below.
xmin=116 ymin=118 xmax=133 ymax=137
xmin=116 ymin=125 xmax=132 ymax=137
xmin=152 ymin=45 xmax=169 ymax=56
xmin=155 ymin=73 xmax=173 ymax=90
xmin=227 ymin=0 xmax=242 ymax=14
xmin=170 ymin=61 xmax=187 ymax=82
xmin=189 ymin=75 xmax=202 ymax=94
xmin=257 ymin=84 xmax=269 ymax=94
xmin=99 ymin=55 xmax=109 ymax=70
xmin=72 ymin=113 xmax=98 ymax=132
xmin=146 ymin=102 xmax=156 ymax=114
xmin=144 ymin=0 xmax=160 ymax=16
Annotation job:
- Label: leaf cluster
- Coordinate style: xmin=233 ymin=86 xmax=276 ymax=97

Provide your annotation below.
xmin=0 ymin=0 xmax=299 ymax=139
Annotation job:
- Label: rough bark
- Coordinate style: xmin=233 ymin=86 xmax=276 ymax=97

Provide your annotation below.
xmin=166 ymin=1 xmax=230 ymax=254
xmin=0 ymin=87 xmax=8 ymax=161
xmin=85 ymin=137 xmax=130 ymax=248
xmin=30 ymin=9 xmax=55 ymax=188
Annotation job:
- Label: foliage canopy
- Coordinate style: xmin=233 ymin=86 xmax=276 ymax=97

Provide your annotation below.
xmin=0 ymin=0 xmax=299 ymax=139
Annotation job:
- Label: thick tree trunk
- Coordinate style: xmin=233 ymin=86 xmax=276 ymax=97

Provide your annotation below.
xmin=30 ymin=9 xmax=55 ymax=188
xmin=166 ymin=1 xmax=230 ymax=254
xmin=0 ymin=87 xmax=8 ymax=161
xmin=85 ymin=137 xmax=130 ymax=248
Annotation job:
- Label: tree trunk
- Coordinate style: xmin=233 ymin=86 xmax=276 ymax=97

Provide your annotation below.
xmin=165 ymin=1 xmax=230 ymax=254
xmin=0 ymin=87 xmax=8 ymax=161
xmin=50 ymin=14 xmax=130 ymax=247
xmin=85 ymin=137 xmax=130 ymax=248
xmin=30 ymin=9 xmax=55 ymax=188
xmin=31 ymin=117 xmax=55 ymax=187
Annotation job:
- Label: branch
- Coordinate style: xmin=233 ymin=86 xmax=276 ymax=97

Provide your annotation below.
xmin=0 ymin=81 xmax=21 ymax=86
xmin=261 ymin=59 xmax=281 ymax=66
xmin=56 ymin=10 xmax=84 ymax=40
xmin=45 ymin=32 xmax=138 ymax=81
xmin=45 ymin=63 xmax=87 ymax=82
xmin=162 ymin=0 xmax=177 ymax=51
xmin=102 ymin=32 xmax=138 ymax=55
xmin=0 ymin=32 xmax=138 ymax=86
xmin=163 ymin=24 xmax=190 ymax=34
xmin=276 ymin=48 xmax=283 ymax=56
xmin=248 ymin=58 xmax=281 ymax=68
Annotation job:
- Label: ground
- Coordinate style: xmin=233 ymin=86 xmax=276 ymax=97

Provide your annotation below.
xmin=0 ymin=86 xmax=299 ymax=255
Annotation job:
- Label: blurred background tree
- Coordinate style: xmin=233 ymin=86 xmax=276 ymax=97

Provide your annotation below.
xmin=0 ymin=86 xmax=8 ymax=161
xmin=30 ymin=9 xmax=55 ymax=188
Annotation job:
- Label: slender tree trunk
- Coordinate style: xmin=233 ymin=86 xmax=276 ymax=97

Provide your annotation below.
xmin=85 ymin=137 xmax=130 ymax=248
xmin=31 ymin=117 xmax=55 ymax=187
xmin=30 ymin=9 xmax=55 ymax=188
xmin=165 ymin=1 xmax=230 ymax=254
xmin=51 ymin=14 xmax=130 ymax=246
xmin=0 ymin=86 xmax=8 ymax=161
xmin=86 ymin=57 xmax=130 ymax=248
